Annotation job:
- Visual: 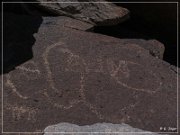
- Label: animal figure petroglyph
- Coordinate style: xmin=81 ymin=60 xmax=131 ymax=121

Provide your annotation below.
xmin=42 ymin=42 xmax=162 ymax=121
xmin=5 ymin=41 xmax=162 ymax=122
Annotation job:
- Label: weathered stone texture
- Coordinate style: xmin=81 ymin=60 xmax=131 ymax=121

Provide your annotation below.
xmin=2 ymin=14 xmax=178 ymax=133
xmin=35 ymin=0 xmax=129 ymax=25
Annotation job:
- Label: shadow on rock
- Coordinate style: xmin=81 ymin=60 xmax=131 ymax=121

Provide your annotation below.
xmin=2 ymin=12 xmax=43 ymax=74
xmin=95 ymin=3 xmax=178 ymax=67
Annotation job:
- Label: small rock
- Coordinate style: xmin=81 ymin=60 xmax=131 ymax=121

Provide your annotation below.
xmin=44 ymin=122 xmax=167 ymax=135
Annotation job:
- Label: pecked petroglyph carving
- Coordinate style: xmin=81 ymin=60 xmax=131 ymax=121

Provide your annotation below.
xmin=107 ymin=60 xmax=130 ymax=78
xmin=5 ymin=74 xmax=28 ymax=100
xmin=4 ymin=40 xmax=163 ymax=124
xmin=4 ymin=61 xmax=42 ymax=100
xmin=43 ymin=42 xmax=104 ymax=119
xmin=43 ymin=42 xmax=83 ymax=110
xmin=43 ymin=42 xmax=64 ymax=96
xmin=107 ymin=59 xmax=161 ymax=94
xmin=3 ymin=12 xmax=176 ymax=132
xmin=42 ymin=42 xmax=163 ymax=121
xmin=43 ymin=90 xmax=81 ymax=110
xmin=6 ymin=104 xmax=38 ymax=121
xmin=94 ymin=56 xmax=104 ymax=73
xmin=5 ymin=41 xmax=163 ymax=123
xmin=79 ymin=72 xmax=104 ymax=120
xmin=59 ymin=47 xmax=87 ymax=72
xmin=85 ymin=56 xmax=105 ymax=73
xmin=16 ymin=61 xmax=41 ymax=80
xmin=17 ymin=66 xmax=40 ymax=74
xmin=16 ymin=61 xmax=40 ymax=74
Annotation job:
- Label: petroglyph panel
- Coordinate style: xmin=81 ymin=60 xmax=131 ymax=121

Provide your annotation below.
xmin=42 ymin=43 xmax=83 ymax=109
xmin=39 ymin=42 xmax=164 ymax=123
xmin=5 ymin=104 xmax=38 ymax=122
xmin=16 ymin=61 xmax=41 ymax=80
xmin=3 ymin=16 xmax=177 ymax=132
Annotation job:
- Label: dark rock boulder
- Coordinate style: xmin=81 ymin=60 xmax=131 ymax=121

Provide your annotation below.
xmin=2 ymin=15 xmax=178 ymax=133
xmin=2 ymin=13 xmax=94 ymax=74
xmin=4 ymin=0 xmax=129 ymax=26
xmin=2 ymin=13 xmax=43 ymax=74
xmin=115 ymin=2 xmax=178 ymax=66
xmin=34 ymin=0 xmax=129 ymax=26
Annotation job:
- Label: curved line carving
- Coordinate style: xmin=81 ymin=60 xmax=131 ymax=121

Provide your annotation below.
xmin=42 ymin=42 xmax=162 ymax=121
xmin=5 ymin=74 xmax=29 ymax=100
xmin=42 ymin=42 xmax=83 ymax=110
xmin=4 ymin=42 xmax=162 ymax=122
xmin=107 ymin=59 xmax=162 ymax=94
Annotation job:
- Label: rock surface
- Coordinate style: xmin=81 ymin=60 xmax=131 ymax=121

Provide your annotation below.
xmin=2 ymin=13 xmax=93 ymax=74
xmin=121 ymin=39 xmax=165 ymax=59
xmin=44 ymin=122 xmax=166 ymax=135
xmin=2 ymin=14 xmax=178 ymax=133
xmin=3 ymin=13 xmax=165 ymax=74
xmin=34 ymin=0 xmax=129 ymax=25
